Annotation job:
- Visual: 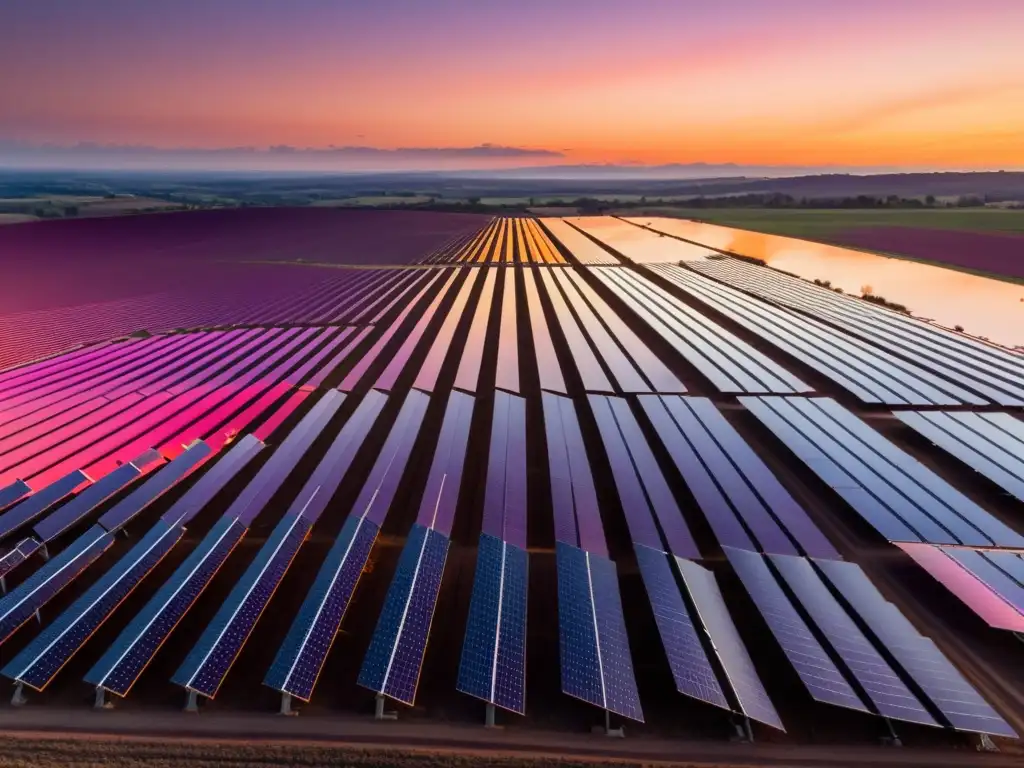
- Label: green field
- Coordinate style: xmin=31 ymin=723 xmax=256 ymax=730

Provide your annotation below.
xmin=625 ymin=208 xmax=1024 ymax=240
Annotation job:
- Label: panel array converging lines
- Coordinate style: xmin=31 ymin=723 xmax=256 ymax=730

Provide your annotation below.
xmin=87 ymin=391 xmax=346 ymax=700
xmin=447 ymin=218 xmax=568 ymax=264
xmin=648 ymin=264 xmax=986 ymax=406
xmin=173 ymin=389 xmax=388 ymax=702
xmin=687 ymin=257 xmax=1024 ymax=406
xmin=358 ymin=391 xmax=473 ymax=706
xmin=587 ymin=267 xmax=809 ymax=394
xmin=741 ymin=396 xmax=1024 ymax=548
xmin=265 ymin=390 xmax=425 ymax=706
xmin=457 ymin=391 xmax=528 ymax=715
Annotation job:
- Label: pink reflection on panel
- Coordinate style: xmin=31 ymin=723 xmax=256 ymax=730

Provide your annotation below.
xmin=897 ymin=542 xmax=1024 ymax=632
xmin=253 ymin=389 xmax=309 ymax=443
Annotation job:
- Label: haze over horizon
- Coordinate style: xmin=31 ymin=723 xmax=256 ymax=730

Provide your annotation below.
xmin=2 ymin=0 xmax=1022 ymax=172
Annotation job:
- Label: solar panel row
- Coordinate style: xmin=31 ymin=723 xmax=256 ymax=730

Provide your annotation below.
xmin=520 ymin=270 xmax=567 ymax=394
xmin=453 ymin=269 xmax=496 ymax=393
xmin=456 ymin=534 xmax=528 ymax=714
xmin=415 ymin=391 xmax=474 ymax=535
xmin=0 ymin=470 xmax=90 ymax=541
xmin=894 ymin=410 xmax=1024 ymax=502
xmin=742 ymin=397 xmax=1024 ymax=548
xmin=687 ymin=257 xmax=1024 ymax=406
xmin=650 ymin=264 xmax=984 ymax=406
xmin=555 ymin=542 xmax=643 ymax=722
xmin=543 ymin=393 xmax=605 ymax=556
xmin=480 ymin=391 xmax=527 ymax=548
xmin=587 ymin=267 xmax=808 ymax=394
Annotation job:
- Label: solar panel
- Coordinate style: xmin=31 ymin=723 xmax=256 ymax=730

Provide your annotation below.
xmin=171 ymin=510 xmax=312 ymax=699
xmin=226 ymin=391 xmax=345 ymax=526
xmin=159 ymin=435 xmax=265 ymax=528
xmin=414 ymin=391 xmax=474 ymax=536
xmin=941 ymin=548 xmax=1024 ymax=615
xmin=555 ymin=542 xmax=643 ymax=721
xmin=264 ymin=513 xmax=379 ymax=701
xmin=1 ymin=518 xmax=184 ymax=691
xmin=675 ymin=556 xmax=784 ymax=731
xmin=521 ymin=269 xmax=567 ymax=394
xmin=481 ymin=392 xmax=526 ymax=545
xmin=815 ymin=558 xmax=1015 ymax=737
xmin=454 ymin=269 xmax=496 ymax=393
xmin=97 ymin=442 xmax=212 ymax=532
xmin=0 ymin=537 xmax=41 ymax=582
xmin=355 ymin=391 xmax=430 ymax=527
xmin=0 ymin=524 xmax=113 ymax=646
xmin=0 ymin=470 xmax=90 ymax=541
xmin=896 ymin=543 xmax=1024 ymax=633
xmin=538 ymin=270 xmax=613 ymax=393
xmin=638 ymin=395 xmax=757 ymax=551
xmin=634 ymin=544 xmax=727 ymax=709
xmin=414 ymin=270 xmax=480 ymax=393
xmin=85 ymin=514 xmax=246 ymax=697
xmin=588 ymin=395 xmax=670 ymax=551
xmin=495 ymin=270 xmax=520 ymax=393
xmin=542 ymin=394 xmax=606 ymax=556
xmin=358 ymin=523 xmax=450 ymax=705
xmin=31 ymin=463 xmax=139 ymax=544
xmin=769 ymin=554 xmax=936 ymax=727
xmin=457 ymin=534 xmax=529 ymax=714
xmin=982 ymin=550 xmax=1024 ymax=587
xmin=0 ymin=480 xmax=30 ymax=513
xmin=723 ymin=547 xmax=868 ymax=713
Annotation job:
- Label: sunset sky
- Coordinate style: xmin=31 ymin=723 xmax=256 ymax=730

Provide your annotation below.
xmin=2 ymin=0 xmax=1023 ymax=171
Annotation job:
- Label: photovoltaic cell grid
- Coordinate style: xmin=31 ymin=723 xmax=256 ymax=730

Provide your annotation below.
xmin=0 ymin=470 xmax=90 ymax=541
xmin=587 ymin=266 xmax=809 ymax=394
xmin=0 ymin=438 xmax=264 ymax=690
xmin=265 ymin=391 xmax=424 ymax=703
xmin=748 ymin=397 xmax=1024 ymax=547
xmin=893 ymin=411 xmax=1024 ymax=503
xmin=589 ymin=395 xmax=699 ymax=558
xmin=815 ymin=557 xmax=1016 ymax=737
xmin=896 ymin=543 xmax=1024 ymax=633
xmin=640 ymin=395 xmax=837 ymax=558
xmin=0 ymin=480 xmax=31 ymax=513
xmin=86 ymin=515 xmax=247 ymax=697
xmin=543 ymin=393 xmax=606 ymax=556
xmin=686 ymin=257 xmax=1024 ymax=406
xmin=480 ymin=391 xmax=528 ymax=548
xmin=2 ymin=519 xmax=184 ymax=690
xmin=555 ymin=542 xmax=643 ymax=721
xmin=32 ymin=461 xmax=143 ymax=543
xmin=0 ymin=538 xmax=41 ymax=582
xmin=649 ymin=263 xmax=985 ymax=406
xmin=415 ymin=391 xmax=474 ymax=535
xmin=675 ymin=556 xmax=784 ymax=731
xmin=770 ymin=554 xmax=937 ymax=727
xmin=724 ymin=547 xmax=868 ymax=714
xmin=358 ymin=523 xmax=450 ymax=704
xmin=634 ymin=544 xmax=728 ymax=709
xmin=457 ymin=534 xmax=528 ymax=713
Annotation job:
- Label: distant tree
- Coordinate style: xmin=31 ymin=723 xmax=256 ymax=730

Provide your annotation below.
xmin=467 ymin=196 xmax=481 ymax=205
xmin=954 ymin=325 xmax=964 ymax=332
xmin=925 ymin=194 xmax=936 ymax=206
xmin=860 ymin=284 xmax=873 ymax=296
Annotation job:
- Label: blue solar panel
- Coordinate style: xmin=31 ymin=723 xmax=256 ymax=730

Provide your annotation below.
xmin=589 ymin=551 xmax=643 ymax=722
xmin=33 ymin=462 xmax=141 ymax=543
xmin=359 ymin=391 xmax=430 ymax=527
xmin=172 ymin=511 xmax=311 ymax=698
xmin=0 ymin=537 xmax=41 ymax=581
xmin=815 ymin=558 xmax=1014 ymax=737
xmin=723 ymin=547 xmax=868 ymax=713
xmin=414 ymin=392 xmax=473 ymax=536
xmin=982 ymin=550 xmax=1024 ymax=587
xmin=98 ymin=442 xmax=212 ymax=532
xmin=769 ymin=554 xmax=936 ymax=727
xmin=85 ymin=514 xmax=246 ymax=697
xmin=0 ymin=471 xmax=89 ymax=541
xmin=638 ymin=396 xmax=756 ymax=551
xmin=634 ymin=544 xmax=726 ymax=709
xmin=358 ymin=523 xmax=450 ymax=705
xmin=227 ymin=391 xmax=346 ymax=526
xmin=0 ymin=481 xmax=31 ymax=513
xmin=160 ymin=435 xmax=264 ymax=527
xmin=942 ymin=549 xmax=1024 ymax=614
xmin=0 ymin=524 xmax=112 ymax=645
xmin=2 ymin=519 xmax=183 ymax=690
xmin=588 ymin=396 xmax=666 ymax=551
xmin=555 ymin=542 xmax=603 ymax=709
xmin=456 ymin=534 xmax=529 ymax=714
xmin=278 ymin=394 xmax=386 ymax=528
xmin=675 ymin=556 xmax=784 ymax=731
xmin=265 ymin=514 xmax=379 ymax=701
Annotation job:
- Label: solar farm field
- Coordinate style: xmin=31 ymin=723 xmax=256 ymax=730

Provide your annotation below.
xmin=0 ymin=211 xmax=1023 ymax=761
